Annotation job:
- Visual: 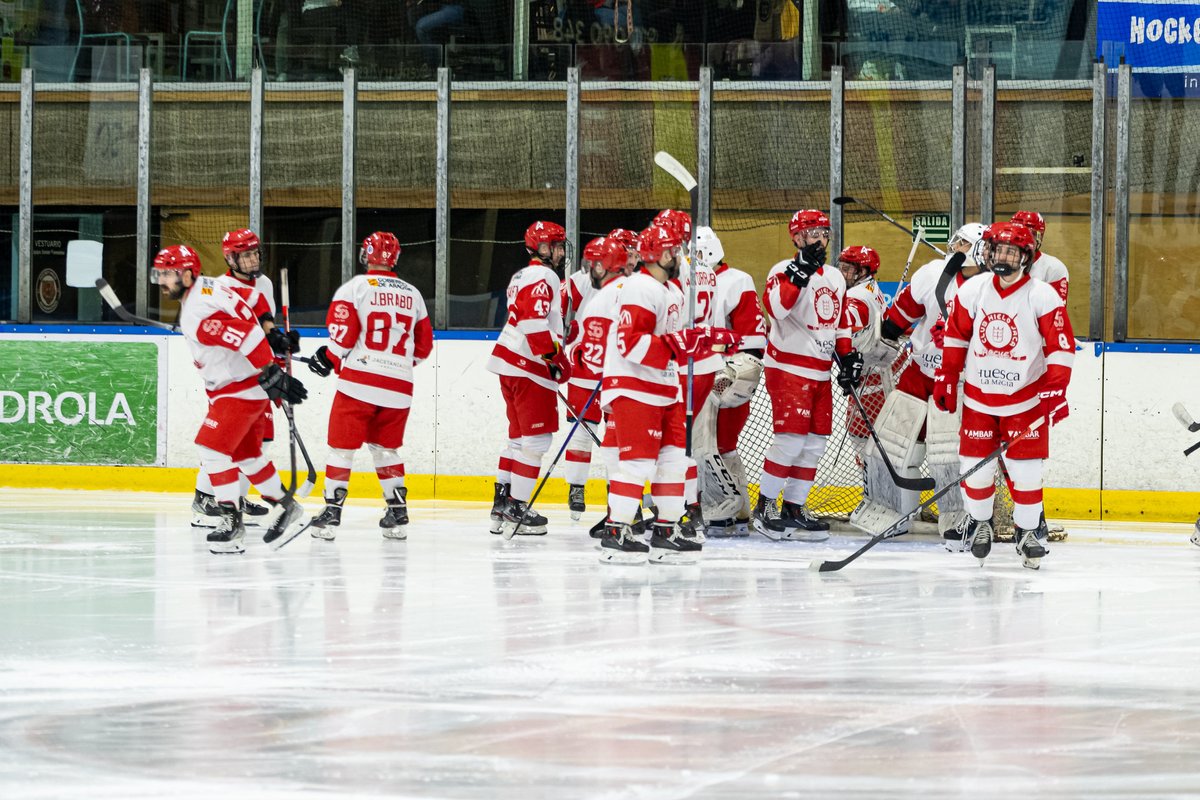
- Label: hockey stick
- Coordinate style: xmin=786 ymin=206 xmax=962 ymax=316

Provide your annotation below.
xmin=1172 ymin=402 xmax=1200 ymax=433
xmin=832 ymin=196 xmax=946 ymax=257
xmin=95 ymin=278 xmax=178 ymax=330
xmin=505 ymin=380 xmax=603 ymax=540
xmin=844 ymin=382 xmax=934 ymax=492
xmin=279 ymin=268 xmax=316 ymax=500
xmin=653 ymin=150 xmax=701 ymax=456
xmin=892 ymin=225 xmax=924 ymax=302
xmin=556 ymin=387 xmax=604 ymax=449
xmin=809 ymin=402 xmax=1067 ymax=573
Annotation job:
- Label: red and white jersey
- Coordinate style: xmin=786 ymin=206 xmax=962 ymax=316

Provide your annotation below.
xmin=668 ymin=258 xmax=721 ymax=377
xmin=762 ymin=258 xmax=850 ymax=381
xmin=179 ymin=276 xmax=274 ymax=401
xmin=843 ymin=278 xmax=887 ymax=335
xmin=560 ymin=269 xmax=596 ymax=323
xmin=487 ymin=259 xmax=563 ymax=391
xmin=886 ymin=258 xmax=971 ymax=379
xmin=217 ymin=271 xmax=276 ymax=323
xmin=325 ymin=270 xmax=433 ymax=409
xmin=601 ymin=270 xmax=682 ymax=409
xmin=942 ymin=273 xmax=1075 ymax=416
xmin=562 ymin=271 xmax=604 ymax=391
xmin=1030 ymin=251 xmax=1069 ymax=302
xmin=712 ymin=262 xmax=767 ymax=352
xmin=569 ymin=275 xmax=624 ymax=391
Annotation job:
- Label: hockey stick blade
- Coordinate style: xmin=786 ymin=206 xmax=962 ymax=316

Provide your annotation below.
xmin=653 ymin=151 xmax=697 ymax=192
xmin=809 ymin=403 xmax=1064 ymax=573
xmin=95 ymin=278 xmax=176 ymax=331
xmin=831 ymin=196 xmax=855 ymax=206
xmin=1172 ymin=402 xmax=1200 ymax=433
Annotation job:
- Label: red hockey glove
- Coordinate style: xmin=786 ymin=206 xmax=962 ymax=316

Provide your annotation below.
xmin=705 ymin=326 xmax=741 ymax=354
xmin=932 ymin=369 xmax=958 ymax=413
xmin=1037 ymin=366 xmax=1070 ymax=424
xmin=543 ymin=344 xmax=572 ymax=384
xmin=664 ymin=328 xmax=710 ymax=362
xmin=929 ymin=318 xmax=946 ymax=349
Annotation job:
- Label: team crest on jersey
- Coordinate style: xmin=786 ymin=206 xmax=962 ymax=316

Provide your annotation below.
xmin=812 ymin=286 xmax=839 ymax=325
xmin=201 ymin=319 xmax=221 ymax=336
xmin=978 ymin=312 xmax=1025 ymax=360
xmin=619 ymin=309 xmax=632 ymax=327
xmin=585 ymin=318 xmax=606 ymax=340
xmin=532 ymin=282 xmax=552 ymax=299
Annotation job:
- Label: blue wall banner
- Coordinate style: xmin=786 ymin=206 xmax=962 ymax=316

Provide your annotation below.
xmin=1098 ymin=0 xmax=1200 ymax=96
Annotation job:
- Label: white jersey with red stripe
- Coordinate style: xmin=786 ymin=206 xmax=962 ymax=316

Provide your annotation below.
xmin=668 ymin=258 xmax=721 ymax=376
xmin=179 ymin=276 xmax=275 ymax=401
xmin=886 ymin=258 xmax=970 ymax=379
xmin=569 ymin=275 xmax=624 ymax=393
xmin=216 ymin=271 xmax=276 ymax=322
xmin=762 ymin=259 xmax=850 ymax=380
xmin=712 ymin=262 xmax=767 ymax=352
xmin=601 ymin=270 xmax=682 ymax=409
xmin=843 ymin=278 xmax=886 ymax=335
xmin=325 ymin=270 xmax=434 ymax=409
xmin=487 ymin=259 xmax=563 ymax=392
xmin=562 ymin=270 xmax=604 ymax=391
xmin=942 ymin=272 xmax=1075 ymax=416
xmin=560 ymin=269 xmax=596 ymax=323
xmin=1030 ymin=251 xmax=1069 ymax=302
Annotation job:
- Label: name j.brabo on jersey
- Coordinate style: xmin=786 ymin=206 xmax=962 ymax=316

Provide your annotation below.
xmin=0 ymin=390 xmax=136 ymax=426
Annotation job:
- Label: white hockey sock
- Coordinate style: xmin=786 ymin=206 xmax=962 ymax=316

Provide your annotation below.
xmin=782 ymin=434 xmax=826 ymax=505
xmin=1003 ymin=456 xmax=1045 ymax=530
xmin=763 ymin=433 xmax=805 ymax=505
xmin=610 ymin=458 xmax=655 ymax=524
xmin=960 ymin=455 xmax=997 ymax=521
xmin=240 ymin=455 xmax=284 ymax=503
xmin=496 ymin=438 xmax=520 ymax=485
xmin=324 ymin=448 xmax=355 ymax=501
xmin=684 ymin=460 xmax=698 ymax=505
xmin=370 ymin=444 xmax=406 ymax=498
xmin=509 ymin=434 xmax=551 ymax=504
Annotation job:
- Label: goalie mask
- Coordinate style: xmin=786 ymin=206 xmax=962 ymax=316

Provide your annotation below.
xmin=694 ymin=226 xmax=724 ymax=269
xmin=982 ymin=222 xmax=1036 ymax=277
xmin=949 ymin=223 xmax=986 ymax=262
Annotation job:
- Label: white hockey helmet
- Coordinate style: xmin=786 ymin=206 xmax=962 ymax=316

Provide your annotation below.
xmin=949 ymin=222 xmax=986 ymax=266
xmin=694 ymin=226 xmax=725 ymax=269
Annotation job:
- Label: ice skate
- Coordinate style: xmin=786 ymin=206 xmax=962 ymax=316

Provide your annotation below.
xmin=963 ymin=517 xmax=994 ymax=564
xmin=488 ymin=482 xmax=510 ymax=535
xmin=263 ymin=494 xmax=306 ymax=551
xmin=752 ymin=497 xmax=787 ymax=541
xmin=206 ymin=501 xmax=246 ymax=554
xmin=706 ymin=517 xmax=737 ymax=538
xmin=649 ymin=521 xmax=702 ymax=565
xmin=499 ymin=499 xmax=548 ymax=540
xmin=733 ymin=516 xmax=751 ymax=537
xmin=191 ymin=490 xmax=221 ymax=528
xmin=240 ymin=497 xmax=270 ymax=527
xmin=599 ymin=521 xmax=649 ymax=565
xmin=781 ymin=502 xmax=830 ymax=542
xmin=569 ymin=484 xmax=586 ymax=521
xmin=588 ymin=516 xmax=608 ymax=539
xmin=380 ymin=487 xmax=409 ymax=540
xmin=679 ymin=503 xmax=706 ymax=544
xmin=1015 ymin=522 xmax=1048 ymax=570
xmin=307 ymin=487 xmax=346 ymax=541
xmin=943 ymin=512 xmax=970 ymax=552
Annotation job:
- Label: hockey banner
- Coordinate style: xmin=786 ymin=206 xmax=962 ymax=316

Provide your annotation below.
xmin=0 ymin=338 xmax=165 ymax=466
xmin=1098 ymin=0 xmax=1200 ymax=95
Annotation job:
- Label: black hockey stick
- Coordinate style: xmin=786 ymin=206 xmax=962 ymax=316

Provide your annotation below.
xmin=505 ymin=381 xmax=602 ymax=540
xmin=809 ymin=402 xmax=1066 ymax=573
xmin=556 ymin=388 xmax=604 ymax=449
xmin=844 ymin=382 xmax=934 ymax=492
xmin=95 ymin=278 xmax=178 ymax=330
xmin=279 ymin=268 xmax=316 ymax=500
xmin=653 ymin=150 xmax=700 ymax=455
xmin=832 ymin=196 xmax=946 ymax=257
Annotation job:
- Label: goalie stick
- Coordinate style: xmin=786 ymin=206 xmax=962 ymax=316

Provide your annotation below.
xmin=653 ymin=150 xmax=701 ymax=456
xmin=832 ymin=196 xmax=946 ymax=257
xmin=808 ymin=402 xmax=1066 ymax=573
xmin=844 ymin=382 xmax=934 ymax=492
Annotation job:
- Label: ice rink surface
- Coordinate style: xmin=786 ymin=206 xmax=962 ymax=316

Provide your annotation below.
xmin=3 ymin=488 xmax=1200 ymax=799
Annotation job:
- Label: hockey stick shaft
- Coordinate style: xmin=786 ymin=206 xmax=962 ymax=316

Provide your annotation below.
xmin=811 ymin=402 xmax=1066 ymax=573
xmin=893 ymin=225 xmax=924 ymax=302
xmin=279 ymin=269 xmax=316 ymax=498
xmin=845 ymin=383 xmax=934 ymax=491
xmin=556 ymin=388 xmax=604 ymax=449
xmin=1186 ymin=440 xmax=1200 ymax=457
xmin=508 ymin=381 xmax=603 ymax=539
xmin=95 ymin=279 xmax=177 ymax=330
xmin=832 ymin=196 xmax=946 ymax=256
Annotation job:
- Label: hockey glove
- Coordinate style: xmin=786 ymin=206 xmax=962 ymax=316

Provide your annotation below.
xmin=783 ymin=256 xmax=819 ymax=290
xmin=267 ymin=327 xmax=302 ymax=356
xmin=835 ymin=349 xmax=865 ymax=396
xmin=259 ymin=363 xmax=308 ymax=404
xmin=929 ymin=318 xmax=947 ymax=349
xmin=1037 ymin=367 xmax=1071 ymax=424
xmin=932 ymin=369 xmax=958 ymax=413
xmin=664 ymin=328 xmax=710 ymax=362
xmin=705 ymin=326 xmax=742 ymax=354
xmin=880 ymin=316 xmax=906 ymax=343
xmin=543 ymin=344 xmax=572 ymax=384
xmin=307 ymin=345 xmax=337 ymax=378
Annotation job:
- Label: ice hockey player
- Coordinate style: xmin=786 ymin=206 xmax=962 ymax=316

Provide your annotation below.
xmin=190 ymin=228 xmax=300 ymax=529
xmin=487 ymin=220 xmax=572 ymax=537
xmin=599 ymin=224 xmax=713 ymax=564
xmin=933 ymin=221 xmax=1074 ymax=569
xmin=691 ymin=226 xmax=767 ymax=538
xmin=866 ymin=223 xmax=987 ymax=538
xmin=1011 ymin=210 xmax=1069 ymax=302
xmin=304 ymin=231 xmax=433 ymax=541
xmin=755 ymin=209 xmax=857 ymax=541
xmin=837 ymin=245 xmax=897 ymax=439
xmin=153 ymin=244 xmax=308 ymax=554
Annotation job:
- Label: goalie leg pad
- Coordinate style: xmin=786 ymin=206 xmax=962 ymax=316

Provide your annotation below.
xmin=873 ymin=389 xmax=928 ymax=468
xmin=850 ymin=499 xmax=911 ymax=536
xmin=700 ymin=453 xmax=745 ymax=521
xmin=925 ymin=397 xmax=964 ymax=514
xmin=722 ymin=449 xmax=752 ymax=521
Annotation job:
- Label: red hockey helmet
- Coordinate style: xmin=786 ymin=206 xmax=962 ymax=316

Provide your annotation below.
xmin=788 ymin=209 xmax=831 ymax=237
xmin=636 ymin=225 xmax=682 ymax=264
xmin=583 ymin=236 xmax=627 ymax=274
xmin=222 ymin=228 xmax=260 ymax=256
xmin=152 ymin=244 xmax=203 ymax=282
xmin=1010 ymin=210 xmax=1045 ymax=234
xmin=837 ymin=245 xmax=881 ymax=275
xmin=983 ymin=221 xmax=1037 ymax=275
xmin=652 ymin=209 xmax=692 ymax=242
xmin=360 ymin=231 xmax=401 ymax=267
xmin=524 ymin=220 xmax=566 ymax=251
xmin=607 ymin=227 xmax=638 ymax=250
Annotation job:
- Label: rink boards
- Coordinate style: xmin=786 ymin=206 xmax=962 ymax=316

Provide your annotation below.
xmin=1 ymin=327 xmax=1199 ymax=522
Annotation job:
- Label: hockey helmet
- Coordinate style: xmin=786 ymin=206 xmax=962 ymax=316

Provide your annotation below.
xmin=788 ymin=209 xmax=831 ymax=238
xmin=360 ymin=231 xmax=401 ymax=268
xmin=524 ymin=220 xmax=566 ymax=251
xmin=836 ymin=245 xmax=880 ymax=275
xmin=652 ymin=209 xmax=692 ymax=242
xmin=636 ymin=224 xmax=682 ymax=265
xmin=222 ymin=228 xmax=260 ymax=256
xmin=694 ymin=226 xmax=725 ymax=268
xmin=606 ymin=227 xmax=638 ymax=250
xmin=151 ymin=244 xmax=203 ymax=283
xmin=982 ymin=222 xmax=1037 ymax=276
xmin=583 ymin=236 xmax=627 ymax=275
